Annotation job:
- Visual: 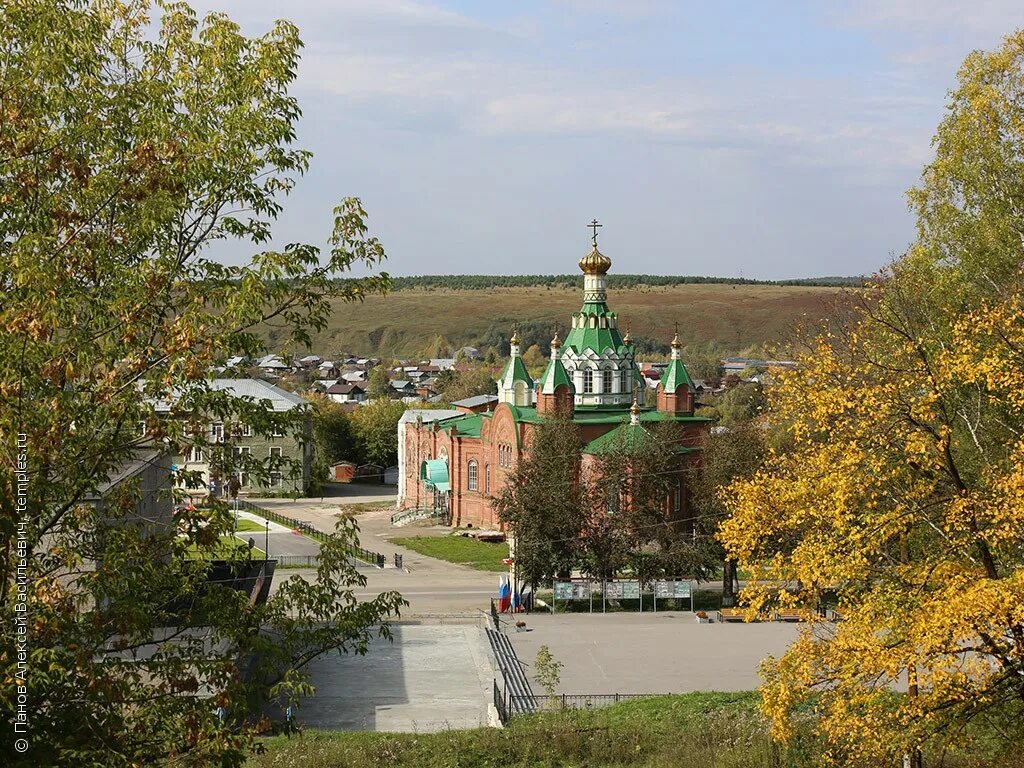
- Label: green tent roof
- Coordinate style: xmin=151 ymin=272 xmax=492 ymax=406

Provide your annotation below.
xmin=661 ymin=357 xmax=694 ymax=392
xmin=538 ymin=356 xmax=573 ymax=394
xmin=562 ymin=309 xmax=626 ymax=356
xmin=497 ymin=354 xmax=534 ymax=389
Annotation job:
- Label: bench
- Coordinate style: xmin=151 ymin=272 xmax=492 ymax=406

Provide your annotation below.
xmin=717 ymin=608 xmax=746 ymax=623
xmin=774 ymin=609 xmax=804 ymax=622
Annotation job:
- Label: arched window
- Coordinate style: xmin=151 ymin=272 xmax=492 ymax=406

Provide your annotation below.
xmin=674 ymin=479 xmax=682 ymax=512
xmin=583 ymin=368 xmax=594 ymax=393
xmin=602 ymin=368 xmax=613 ymax=393
xmin=485 ymin=464 xmax=491 ymax=494
xmin=468 ymin=460 xmax=478 ymax=491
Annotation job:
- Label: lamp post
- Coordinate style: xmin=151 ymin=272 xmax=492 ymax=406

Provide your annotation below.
xmin=264 ymin=520 xmax=269 ymax=561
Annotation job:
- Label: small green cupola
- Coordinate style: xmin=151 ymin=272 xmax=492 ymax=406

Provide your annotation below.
xmin=657 ymin=327 xmax=695 ymax=415
xmin=536 ymin=332 xmax=574 ymax=416
xmin=497 ymin=326 xmax=535 ymax=407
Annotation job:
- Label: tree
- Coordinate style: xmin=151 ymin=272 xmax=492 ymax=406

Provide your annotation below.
xmin=719 ymin=32 xmax=1024 ymax=766
xmin=586 ymin=421 xmax=714 ymax=581
xmin=366 ymin=366 xmax=391 ymax=399
xmin=520 ymin=344 xmax=546 ymax=377
xmin=349 ymin=398 xmax=406 ymax=467
xmin=310 ymin=397 xmax=360 ymax=485
xmin=493 ymin=415 xmax=589 ymax=589
xmin=437 ymin=363 xmax=497 ymax=403
xmin=712 ymin=381 xmax=765 ymax=427
xmin=690 ymin=424 xmax=768 ymax=602
xmin=0 ymin=2 xmax=403 ymax=764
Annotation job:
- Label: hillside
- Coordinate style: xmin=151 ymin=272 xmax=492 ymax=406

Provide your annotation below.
xmin=263 ymin=282 xmax=846 ymax=358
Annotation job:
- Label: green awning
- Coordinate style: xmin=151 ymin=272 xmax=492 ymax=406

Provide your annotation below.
xmin=421 ymin=459 xmax=450 ymax=493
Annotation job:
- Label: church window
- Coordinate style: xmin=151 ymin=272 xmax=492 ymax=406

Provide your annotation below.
xmin=485 ymin=464 xmax=491 ymax=494
xmin=468 ymin=460 xmax=478 ymax=491
xmin=583 ymin=369 xmax=594 ymax=393
xmin=606 ymin=485 xmax=620 ymax=514
xmin=674 ymin=480 xmax=682 ymax=512
xmin=602 ymin=369 xmax=613 ymax=393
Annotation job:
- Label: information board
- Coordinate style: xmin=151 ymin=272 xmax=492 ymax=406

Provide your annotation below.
xmin=604 ymin=580 xmax=640 ymax=599
xmin=554 ymin=580 xmax=591 ymax=600
xmin=655 ymin=580 xmax=692 ymax=599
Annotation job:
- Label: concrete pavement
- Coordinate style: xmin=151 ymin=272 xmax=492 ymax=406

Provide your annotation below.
xmin=508 ymin=612 xmax=802 ymax=694
xmin=246 ymin=485 xmax=499 ymax=617
xmin=286 ymin=624 xmax=494 ymax=732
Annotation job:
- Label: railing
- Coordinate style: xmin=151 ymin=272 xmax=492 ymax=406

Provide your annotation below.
xmin=235 ymin=500 xmax=385 ymax=568
xmin=390 ymin=507 xmax=444 ymax=526
xmin=275 ymin=555 xmax=320 ymax=569
xmin=493 ymin=679 xmax=509 ymax=725
xmin=489 ymin=598 xmax=501 ymax=632
xmin=510 ymin=693 xmax=668 ymax=716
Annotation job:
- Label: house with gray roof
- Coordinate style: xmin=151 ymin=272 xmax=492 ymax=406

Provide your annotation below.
xmin=155 ymin=379 xmax=311 ymax=496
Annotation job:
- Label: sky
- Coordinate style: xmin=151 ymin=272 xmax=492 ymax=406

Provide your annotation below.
xmin=186 ymin=0 xmax=1024 ymax=279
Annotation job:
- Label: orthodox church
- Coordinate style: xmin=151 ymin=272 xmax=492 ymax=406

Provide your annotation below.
xmin=397 ymin=226 xmax=710 ymax=529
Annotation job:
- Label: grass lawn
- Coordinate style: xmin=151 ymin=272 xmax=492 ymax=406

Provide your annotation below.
xmin=246 ymin=690 xmax=1015 ymax=768
xmin=390 ymin=535 xmax=509 ymax=572
xmin=234 ymin=518 xmax=266 ymax=533
xmin=185 ymin=535 xmax=266 ymax=561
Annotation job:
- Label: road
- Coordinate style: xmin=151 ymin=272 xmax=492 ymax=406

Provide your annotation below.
xmin=247 ymin=484 xmax=499 ymax=617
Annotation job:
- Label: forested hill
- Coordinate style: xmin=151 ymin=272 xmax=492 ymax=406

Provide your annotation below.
xmin=386 ymin=274 xmax=867 ymax=290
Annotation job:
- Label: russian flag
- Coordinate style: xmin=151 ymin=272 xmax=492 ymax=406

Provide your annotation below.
xmin=497 ymin=574 xmax=511 ymax=612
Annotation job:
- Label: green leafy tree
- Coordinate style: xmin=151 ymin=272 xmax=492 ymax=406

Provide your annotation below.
xmin=437 ymin=363 xmax=497 ymax=403
xmin=349 ymin=398 xmax=406 ymax=467
xmin=690 ymin=423 xmax=768 ymax=602
xmin=310 ymin=397 xmax=360 ymax=484
xmin=713 ymin=381 xmax=765 ymax=427
xmin=493 ymin=415 xmax=589 ymax=589
xmin=0 ymin=2 xmax=402 ymax=765
xmin=534 ymin=645 xmax=563 ymax=701
xmin=366 ymin=366 xmax=391 ymax=399
xmin=588 ymin=421 xmax=716 ymax=581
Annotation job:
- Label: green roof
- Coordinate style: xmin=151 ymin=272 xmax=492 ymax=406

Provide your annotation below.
xmin=538 ymin=356 xmax=573 ymax=394
xmin=583 ymin=421 xmax=702 ymax=455
xmin=499 ymin=404 xmax=711 ymax=427
xmin=563 ymin=315 xmax=625 ymax=355
xmin=661 ymin=357 xmax=694 ymax=392
xmin=498 ymin=354 xmax=534 ymax=389
xmin=438 ymin=413 xmax=483 ymax=438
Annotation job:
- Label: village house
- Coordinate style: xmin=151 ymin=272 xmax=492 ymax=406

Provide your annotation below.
xmin=325 ymin=380 xmax=367 ymax=404
xmin=397 ymin=235 xmax=710 ymax=529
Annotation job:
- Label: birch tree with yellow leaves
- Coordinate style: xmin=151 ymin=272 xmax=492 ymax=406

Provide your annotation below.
xmin=720 ymin=31 xmax=1024 ymax=767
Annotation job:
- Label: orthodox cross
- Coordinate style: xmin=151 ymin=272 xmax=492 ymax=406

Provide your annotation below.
xmin=588 ymin=218 xmax=602 ymax=247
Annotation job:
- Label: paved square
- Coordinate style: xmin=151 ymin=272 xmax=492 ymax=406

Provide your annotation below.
xmin=507 ymin=612 xmax=801 ymax=694
xmin=294 ymin=624 xmax=494 ymax=732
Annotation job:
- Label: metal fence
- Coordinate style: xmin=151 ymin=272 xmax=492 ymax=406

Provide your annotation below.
xmin=493 ymin=680 xmax=509 ymax=725
xmin=234 ymin=499 xmax=385 ymax=568
xmin=274 ymin=555 xmax=320 ymax=569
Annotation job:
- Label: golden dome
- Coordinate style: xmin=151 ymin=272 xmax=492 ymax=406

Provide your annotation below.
xmin=578 ymin=245 xmax=612 ymax=276
xmin=550 ymin=331 xmax=562 ymax=349
xmin=510 ymin=326 xmax=520 ymax=345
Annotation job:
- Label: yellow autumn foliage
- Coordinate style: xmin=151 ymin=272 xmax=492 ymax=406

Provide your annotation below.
xmin=719 ymin=30 xmax=1024 ymax=765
